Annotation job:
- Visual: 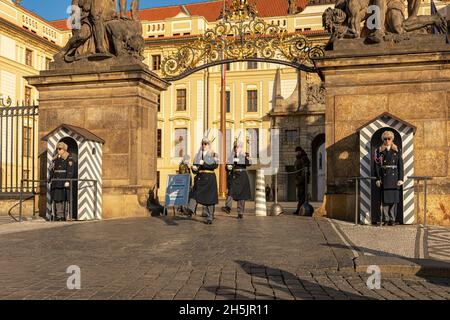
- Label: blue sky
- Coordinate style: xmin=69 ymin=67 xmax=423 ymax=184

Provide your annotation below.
xmin=20 ymin=0 xmax=212 ymax=21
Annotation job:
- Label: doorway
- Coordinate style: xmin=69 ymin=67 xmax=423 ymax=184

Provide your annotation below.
xmin=59 ymin=137 xmax=79 ymax=220
xmin=370 ymin=128 xmax=403 ymax=224
xmin=312 ymin=134 xmax=326 ymax=202
xmin=286 ymin=165 xmax=297 ymax=202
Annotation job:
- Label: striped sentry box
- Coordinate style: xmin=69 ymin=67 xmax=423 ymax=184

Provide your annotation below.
xmin=358 ymin=113 xmax=416 ymax=225
xmin=42 ymin=124 xmax=104 ymax=221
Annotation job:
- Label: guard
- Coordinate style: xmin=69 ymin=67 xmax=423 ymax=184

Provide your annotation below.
xmin=375 ymin=130 xmax=404 ymax=226
xmin=50 ymin=142 xmax=76 ymax=221
xmin=221 ymin=141 xmax=251 ymax=219
xmin=187 ymin=138 xmax=219 ymax=224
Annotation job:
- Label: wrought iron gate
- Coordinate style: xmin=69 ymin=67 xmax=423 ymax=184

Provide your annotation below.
xmin=0 ymin=101 xmax=38 ymax=196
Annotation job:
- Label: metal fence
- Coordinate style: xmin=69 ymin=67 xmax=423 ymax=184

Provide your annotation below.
xmin=0 ymin=103 xmax=39 ymax=195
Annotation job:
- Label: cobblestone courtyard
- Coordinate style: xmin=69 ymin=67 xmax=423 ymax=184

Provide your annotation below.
xmin=0 ymin=215 xmax=449 ymax=300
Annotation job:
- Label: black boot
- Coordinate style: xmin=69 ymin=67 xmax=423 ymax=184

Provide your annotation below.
xmin=221 ymin=206 xmax=231 ymax=214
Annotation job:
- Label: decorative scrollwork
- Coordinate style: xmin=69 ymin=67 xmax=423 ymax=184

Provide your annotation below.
xmin=161 ymin=0 xmax=324 ymax=80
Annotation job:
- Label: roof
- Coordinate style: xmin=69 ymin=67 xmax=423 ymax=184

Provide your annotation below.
xmin=42 ymin=124 xmax=105 ymax=144
xmin=356 ymin=112 xmax=417 ymax=134
xmin=49 ymin=0 xmax=308 ymax=30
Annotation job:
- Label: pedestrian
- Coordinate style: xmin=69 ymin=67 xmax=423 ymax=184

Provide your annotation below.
xmin=375 ymin=130 xmax=404 ymax=226
xmin=50 ymin=141 xmax=76 ymax=221
xmin=187 ymin=138 xmax=219 ymax=224
xmin=265 ymin=184 xmax=271 ymax=202
xmin=294 ymin=146 xmax=310 ymax=215
xmin=221 ymin=141 xmax=251 ymax=219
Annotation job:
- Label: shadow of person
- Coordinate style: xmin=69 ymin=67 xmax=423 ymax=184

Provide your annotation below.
xmin=202 ymin=260 xmax=374 ymax=300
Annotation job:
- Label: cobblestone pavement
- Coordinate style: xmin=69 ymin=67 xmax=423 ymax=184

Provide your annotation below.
xmin=0 ymin=214 xmax=449 ymax=300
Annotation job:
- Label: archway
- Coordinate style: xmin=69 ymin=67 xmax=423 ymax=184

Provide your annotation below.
xmin=311 ymin=134 xmax=326 ymax=202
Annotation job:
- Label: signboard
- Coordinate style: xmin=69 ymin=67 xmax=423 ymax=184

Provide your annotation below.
xmin=164 ymin=174 xmax=191 ymax=210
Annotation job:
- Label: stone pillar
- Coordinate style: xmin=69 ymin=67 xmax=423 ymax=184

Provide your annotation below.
xmin=27 ymin=64 xmax=169 ymax=219
xmin=314 ymin=36 xmax=450 ymax=225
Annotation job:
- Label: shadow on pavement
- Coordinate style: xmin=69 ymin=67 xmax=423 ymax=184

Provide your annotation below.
xmin=203 ymin=260 xmax=373 ymax=300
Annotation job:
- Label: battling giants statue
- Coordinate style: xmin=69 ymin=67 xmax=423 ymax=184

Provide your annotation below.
xmin=53 ymin=0 xmax=144 ymax=66
xmin=323 ymin=0 xmax=447 ymax=48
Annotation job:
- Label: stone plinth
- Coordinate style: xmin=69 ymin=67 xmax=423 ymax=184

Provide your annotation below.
xmin=27 ymin=64 xmax=169 ymax=219
xmin=314 ymin=35 xmax=450 ymax=226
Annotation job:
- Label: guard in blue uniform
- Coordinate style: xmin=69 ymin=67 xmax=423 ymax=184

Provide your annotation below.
xmin=375 ymin=130 xmax=404 ymax=226
xmin=221 ymin=141 xmax=251 ymax=219
xmin=50 ymin=142 xmax=76 ymax=221
xmin=187 ymin=138 xmax=219 ymax=224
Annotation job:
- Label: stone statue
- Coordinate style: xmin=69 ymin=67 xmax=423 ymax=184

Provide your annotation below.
xmin=53 ymin=0 xmax=144 ymax=67
xmin=288 ymin=0 xmax=298 ymax=15
xmin=322 ymin=0 xmax=447 ymax=48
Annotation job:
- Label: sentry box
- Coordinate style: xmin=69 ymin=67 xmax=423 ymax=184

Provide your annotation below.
xmin=42 ymin=124 xmax=104 ymax=221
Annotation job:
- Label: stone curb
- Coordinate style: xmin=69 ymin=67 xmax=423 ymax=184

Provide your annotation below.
xmin=354 ymin=255 xmax=450 ymax=278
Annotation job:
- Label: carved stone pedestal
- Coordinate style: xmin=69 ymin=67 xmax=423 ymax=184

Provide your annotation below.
xmin=27 ymin=64 xmax=169 ymax=219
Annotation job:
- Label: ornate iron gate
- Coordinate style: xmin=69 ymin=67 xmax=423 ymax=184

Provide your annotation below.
xmin=0 ymin=100 xmax=38 ymax=196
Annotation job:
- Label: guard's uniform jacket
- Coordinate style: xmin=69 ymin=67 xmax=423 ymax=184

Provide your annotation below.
xmin=226 ymin=152 xmax=251 ymax=201
xmin=50 ymin=154 xmax=75 ymax=202
xmin=375 ymin=145 xmax=404 ymax=204
xmin=191 ymin=151 xmax=219 ymax=205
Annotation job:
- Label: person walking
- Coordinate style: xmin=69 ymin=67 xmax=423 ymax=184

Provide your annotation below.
xmin=221 ymin=141 xmax=251 ymax=219
xmin=187 ymin=138 xmax=219 ymax=224
xmin=293 ymin=146 xmax=310 ymax=215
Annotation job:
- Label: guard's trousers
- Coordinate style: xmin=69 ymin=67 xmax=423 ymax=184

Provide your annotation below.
xmin=225 ymin=196 xmax=245 ymax=215
xmin=188 ymin=198 xmax=215 ymax=222
xmin=382 ymin=203 xmax=397 ymax=223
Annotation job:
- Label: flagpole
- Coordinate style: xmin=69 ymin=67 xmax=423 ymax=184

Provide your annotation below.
xmin=219 ymin=0 xmax=227 ymax=198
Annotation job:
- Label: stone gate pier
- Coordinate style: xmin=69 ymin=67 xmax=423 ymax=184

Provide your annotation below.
xmin=27 ymin=63 xmax=169 ymax=219
xmin=314 ymin=35 xmax=450 ymax=226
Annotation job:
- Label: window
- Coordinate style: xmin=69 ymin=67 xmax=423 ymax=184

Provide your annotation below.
xmin=246 ymin=128 xmax=259 ymax=159
xmin=152 ymin=54 xmax=161 ymax=71
xmin=157 ymin=129 xmax=162 ymax=158
xmin=45 ymin=57 xmax=51 ymax=70
xmin=247 ymin=55 xmax=257 ymax=70
xmin=226 ymin=129 xmax=232 ymax=160
xmin=23 ymin=126 xmax=32 ymax=158
xmin=157 ymin=171 xmax=160 ymax=189
xmin=25 ymin=49 xmax=33 ymax=67
xmin=226 ymin=63 xmax=231 ymax=71
xmin=22 ymin=169 xmax=31 ymax=182
xmin=247 ymin=90 xmax=258 ymax=112
xmin=157 ymin=94 xmax=161 ymax=112
xmin=174 ymin=128 xmax=187 ymax=158
xmin=285 ymin=130 xmax=297 ymax=143
xmin=226 ymin=91 xmax=231 ymax=113
xmin=25 ymin=86 xmax=32 ymax=106
xmin=176 ymin=89 xmax=187 ymax=111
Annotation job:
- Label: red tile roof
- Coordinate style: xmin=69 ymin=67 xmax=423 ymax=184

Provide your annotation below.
xmin=48 ymin=19 xmax=69 ymax=30
xmin=50 ymin=0 xmax=308 ymax=30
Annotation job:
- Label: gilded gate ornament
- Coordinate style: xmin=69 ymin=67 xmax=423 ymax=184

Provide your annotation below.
xmin=161 ymin=0 xmax=324 ymax=80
